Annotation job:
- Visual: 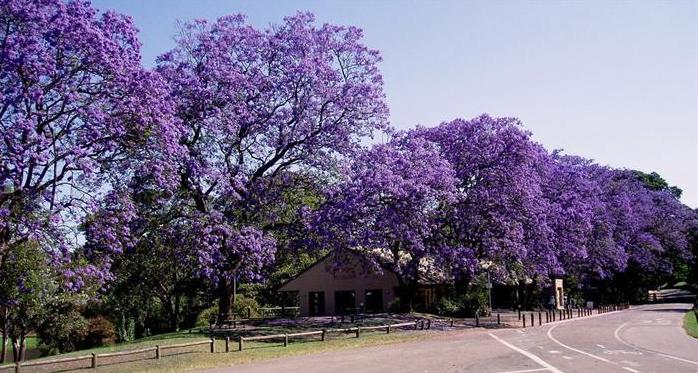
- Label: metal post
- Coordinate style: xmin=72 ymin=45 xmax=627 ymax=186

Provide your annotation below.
xmin=530 ymin=313 xmax=534 ymax=327
xmin=518 ymin=308 xmax=521 ymax=320
xmin=523 ymin=315 xmax=526 ymax=328
xmin=497 ymin=313 xmax=501 ymax=325
xmin=538 ymin=312 xmax=542 ymax=326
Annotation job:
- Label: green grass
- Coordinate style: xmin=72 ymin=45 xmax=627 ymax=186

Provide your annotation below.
xmin=20 ymin=329 xmax=434 ymax=372
xmin=97 ymin=329 xmax=433 ymax=373
xmin=684 ymin=310 xmax=698 ymax=338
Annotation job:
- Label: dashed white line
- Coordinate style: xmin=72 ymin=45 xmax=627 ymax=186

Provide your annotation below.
xmin=614 ymin=322 xmax=698 ymax=366
xmin=546 ymin=324 xmax=614 ymax=364
xmin=489 ymin=333 xmax=564 ymax=373
xmin=622 ymin=367 xmax=641 ymax=373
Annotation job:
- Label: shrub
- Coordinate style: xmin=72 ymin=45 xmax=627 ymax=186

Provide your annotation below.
xmin=232 ymin=295 xmax=260 ymax=318
xmin=80 ymin=316 xmax=117 ymax=349
xmin=196 ymin=305 xmax=218 ymax=327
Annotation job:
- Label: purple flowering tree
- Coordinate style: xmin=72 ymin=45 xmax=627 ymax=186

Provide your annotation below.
xmin=414 ymin=115 xmax=554 ymax=288
xmin=153 ymin=12 xmax=389 ymax=317
xmin=310 ymin=135 xmax=457 ymax=309
xmin=0 ymin=0 xmax=180 ymax=272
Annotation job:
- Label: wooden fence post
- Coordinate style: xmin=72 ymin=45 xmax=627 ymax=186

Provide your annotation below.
xmin=210 ymin=338 xmax=215 ymax=353
xmin=450 ymin=318 xmax=454 ymax=327
xmin=522 ymin=315 xmax=526 ymax=328
xmin=413 ymin=322 xmax=418 ymax=330
xmin=156 ymin=345 xmax=161 ymax=359
xmin=538 ymin=312 xmax=542 ymax=326
xmin=322 ymin=329 xmax=327 ymax=340
xmin=355 ymin=327 xmax=360 ymax=338
xmin=475 ymin=314 xmax=479 ymax=327
xmin=530 ymin=313 xmax=534 ymax=327
xmin=91 ymin=353 xmax=97 ymax=368
xmin=225 ymin=337 xmax=230 ymax=353
xmin=284 ymin=334 xmax=288 ymax=346
xmin=386 ymin=325 xmax=391 ymax=334
xmin=497 ymin=313 xmax=500 ymax=325
xmin=239 ymin=337 xmax=244 ymax=351
xmin=518 ymin=308 xmax=521 ymax=320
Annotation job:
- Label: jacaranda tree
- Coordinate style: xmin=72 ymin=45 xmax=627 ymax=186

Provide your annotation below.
xmin=310 ymin=134 xmax=457 ymax=309
xmin=0 ymin=0 xmax=180 ymax=280
xmin=152 ymin=12 xmax=389 ymax=317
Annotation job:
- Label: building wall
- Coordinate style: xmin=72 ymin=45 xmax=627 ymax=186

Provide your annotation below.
xmin=278 ymin=253 xmax=400 ymax=316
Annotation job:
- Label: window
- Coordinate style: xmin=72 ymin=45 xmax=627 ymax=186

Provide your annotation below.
xmin=309 ymin=291 xmax=325 ymax=316
xmin=364 ymin=289 xmax=383 ymax=313
xmin=334 ymin=291 xmax=356 ymax=315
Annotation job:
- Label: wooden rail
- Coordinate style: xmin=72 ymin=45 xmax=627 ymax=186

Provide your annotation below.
xmin=237 ymin=321 xmax=419 ymax=351
xmin=3 ymin=339 xmax=215 ymax=372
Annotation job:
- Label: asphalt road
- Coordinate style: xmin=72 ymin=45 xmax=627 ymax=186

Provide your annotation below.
xmin=212 ymin=303 xmax=698 ymax=373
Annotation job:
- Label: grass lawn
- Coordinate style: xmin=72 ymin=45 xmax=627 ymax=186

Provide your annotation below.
xmin=20 ymin=328 xmax=434 ymax=372
xmin=684 ymin=309 xmax=698 ymax=338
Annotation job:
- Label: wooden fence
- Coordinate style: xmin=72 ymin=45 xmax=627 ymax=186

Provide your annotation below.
xmin=0 ymin=340 xmax=213 ymax=373
xmin=0 ymin=321 xmax=419 ymax=372
xmin=237 ymin=321 xmax=417 ymax=351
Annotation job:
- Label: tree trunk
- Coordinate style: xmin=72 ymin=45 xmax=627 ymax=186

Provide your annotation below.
xmin=18 ymin=335 xmax=25 ymax=362
xmin=0 ymin=329 xmax=6 ymax=363
xmin=11 ymin=338 xmax=18 ymax=363
xmin=217 ymin=279 xmax=232 ymax=320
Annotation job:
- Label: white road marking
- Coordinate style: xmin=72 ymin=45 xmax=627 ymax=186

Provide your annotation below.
xmin=596 ymin=344 xmax=606 ymax=349
xmin=562 ymin=356 xmax=572 ymax=360
xmin=548 ymin=350 xmax=561 ymax=354
xmin=496 ymin=368 xmax=549 ymax=373
xmin=614 ymin=322 xmax=698 ymax=366
xmin=546 ymin=324 xmax=614 ymax=364
xmin=622 ymin=367 xmax=641 ymax=373
xmin=489 ymin=333 xmax=564 ymax=373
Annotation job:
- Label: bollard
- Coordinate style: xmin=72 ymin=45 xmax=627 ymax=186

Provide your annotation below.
xmin=518 ymin=308 xmax=521 ymax=320
xmin=355 ymin=327 xmax=361 ymax=338
xmin=225 ymin=336 xmax=230 ymax=353
xmin=497 ymin=313 xmax=501 ymax=325
xmin=156 ymin=345 xmax=161 ymax=359
xmin=92 ymin=353 xmax=97 ymax=368
xmin=538 ymin=312 xmax=542 ymax=326
xmin=239 ymin=337 xmax=244 ymax=351
xmin=322 ymin=329 xmax=327 ymax=340
xmin=530 ymin=313 xmax=534 ymax=327
xmin=475 ymin=314 xmax=480 ymax=327
xmin=386 ymin=325 xmax=391 ymax=334
xmin=210 ymin=338 xmax=215 ymax=353
xmin=284 ymin=334 xmax=289 ymax=346
xmin=450 ymin=318 xmax=454 ymax=327
xmin=523 ymin=315 xmax=526 ymax=328
xmin=545 ymin=311 xmax=549 ymax=323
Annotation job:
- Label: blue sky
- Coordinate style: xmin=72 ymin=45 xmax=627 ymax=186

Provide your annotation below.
xmin=93 ymin=0 xmax=698 ymax=207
